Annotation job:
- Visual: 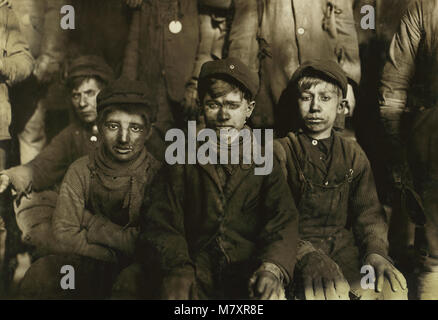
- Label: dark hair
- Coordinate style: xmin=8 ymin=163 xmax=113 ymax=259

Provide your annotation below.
xmin=199 ymin=75 xmax=254 ymax=104
xmin=67 ymin=75 xmax=106 ymax=92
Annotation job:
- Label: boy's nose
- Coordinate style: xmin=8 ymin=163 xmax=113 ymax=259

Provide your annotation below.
xmin=118 ymin=128 xmax=129 ymax=143
xmin=218 ymin=108 xmax=231 ymax=121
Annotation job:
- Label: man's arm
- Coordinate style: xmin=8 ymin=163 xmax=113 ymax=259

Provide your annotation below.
xmin=0 ymin=6 xmax=34 ymax=85
xmin=52 ymin=159 xmax=117 ymax=262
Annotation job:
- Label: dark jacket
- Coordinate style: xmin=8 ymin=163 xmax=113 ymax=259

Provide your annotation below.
xmin=142 ymin=156 xmax=299 ymax=283
xmin=275 ymin=131 xmax=389 ymax=260
xmin=28 ymin=123 xmax=98 ymax=191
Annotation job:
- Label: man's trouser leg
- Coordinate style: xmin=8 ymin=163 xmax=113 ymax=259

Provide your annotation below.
xmin=18 ymin=101 xmax=46 ymax=164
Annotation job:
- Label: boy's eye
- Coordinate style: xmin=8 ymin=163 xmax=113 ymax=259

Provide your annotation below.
xmin=321 ymin=96 xmax=331 ymax=102
xmin=206 ymin=102 xmax=220 ymax=109
xmin=85 ymin=90 xmax=97 ymax=98
xmin=300 ymin=95 xmax=312 ymax=101
xmin=227 ymin=103 xmax=241 ymax=110
xmin=130 ymin=125 xmax=144 ymax=133
xmin=72 ymin=93 xmax=80 ymax=100
xmin=105 ymin=123 xmax=119 ymax=130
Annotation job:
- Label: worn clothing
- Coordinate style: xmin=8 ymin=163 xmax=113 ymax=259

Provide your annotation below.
xmin=378 ymin=0 xmax=438 ymax=298
xmin=228 ymin=0 xmax=360 ymax=128
xmin=275 ymin=131 xmax=396 ymax=298
xmin=0 ymin=3 xmax=34 ymax=140
xmin=52 ymin=148 xmax=161 ymax=262
xmin=141 ymin=139 xmax=299 ymax=299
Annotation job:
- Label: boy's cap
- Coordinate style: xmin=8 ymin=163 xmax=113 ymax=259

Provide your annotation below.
xmin=198 ymin=57 xmax=259 ymax=99
xmin=290 ymin=60 xmax=348 ymax=98
xmin=97 ymin=79 xmax=157 ymax=122
xmin=67 ymin=55 xmax=115 ymax=83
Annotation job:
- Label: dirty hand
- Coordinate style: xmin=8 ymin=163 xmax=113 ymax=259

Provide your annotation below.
xmin=125 ymin=0 xmax=143 ymax=8
xmin=298 ymin=250 xmax=350 ymax=300
xmin=365 ymin=253 xmax=407 ymax=293
xmin=249 ymin=271 xmax=283 ymax=300
xmin=182 ymin=78 xmax=199 ymax=120
xmin=161 ymin=273 xmax=197 ymax=300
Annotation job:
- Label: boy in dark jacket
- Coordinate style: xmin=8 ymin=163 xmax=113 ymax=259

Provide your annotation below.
xmin=141 ymin=58 xmax=299 ymax=300
xmin=274 ymin=60 xmax=407 ymax=300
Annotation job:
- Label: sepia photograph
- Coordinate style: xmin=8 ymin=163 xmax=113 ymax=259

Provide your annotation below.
xmin=0 ymin=0 xmax=435 ymax=307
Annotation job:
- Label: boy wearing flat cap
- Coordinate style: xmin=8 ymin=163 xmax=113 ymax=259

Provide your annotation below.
xmin=18 ymin=79 xmax=162 ymax=299
xmin=141 ymin=57 xmax=298 ymax=300
xmin=0 ymin=55 xmax=114 ymax=257
xmin=274 ymin=60 xmax=407 ymax=300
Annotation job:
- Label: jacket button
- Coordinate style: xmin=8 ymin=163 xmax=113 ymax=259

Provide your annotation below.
xmin=297 ymin=27 xmax=305 ymax=35
xmin=324 ymin=181 xmax=329 ymax=186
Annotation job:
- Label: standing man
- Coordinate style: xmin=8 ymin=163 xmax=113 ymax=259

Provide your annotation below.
xmin=379 ymin=0 xmax=438 ymax=299
xmin=141 ymin=58 xmax=299 ymax=300
xmin=228 ymin=0 xmax=360 ymax=134
xmin=18 ymin=79 xmax=161 ymax=299
xmin=0 ymin=55 xmax=114 ymax=257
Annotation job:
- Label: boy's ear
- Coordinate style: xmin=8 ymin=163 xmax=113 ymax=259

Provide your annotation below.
xmin=338 ymin=99 xmax=349 ymax=115
xmin=246 ymin=100 xmax=256 ymax=119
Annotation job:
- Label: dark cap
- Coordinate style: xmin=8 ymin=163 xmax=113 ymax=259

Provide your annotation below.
xmin=97 ymin=79 xmax=157 ymax=122
xmin=289 ymin=60 xmax=348 ymax=98
xmin=198 ymin=57 xmax=259 ymax=100
xmin=67 ymin=55 xmax=115 ymax=83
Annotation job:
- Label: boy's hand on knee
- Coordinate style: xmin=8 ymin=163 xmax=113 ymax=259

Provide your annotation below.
xmin=299 ymin=250 xmax=350 ymax=300
xmin=365 ymin=253 xmax=407 ymax=293
xmin=161 ymin=273 xmax=197 ymax=300
xmin=249 ymin=270 xmax=282 ymax=300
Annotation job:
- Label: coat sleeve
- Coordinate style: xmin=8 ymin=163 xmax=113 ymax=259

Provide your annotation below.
xmin=0 ymin=6 xmax=34 ymax=85
xmin=258 ymin=158 xmax=299 ymax=283
xmin=332 ymin=0 xmax=361 ymax=85
xmin=139 ymin=165 xmax=195 ymax=277
xmin=52 ymin=159 xmax=117 ymax=263
xmin=350 ymin=147 xmax=390 ymax=261
xmin=227 ymin=0 xmax=260 ymax=75
xmin=29 ymin=126 xmax=74 ymax=191
xmin=86 ymin=213 xmax=139 ymax=257
xmin=378 ymin=1 xmax=422 ymax=177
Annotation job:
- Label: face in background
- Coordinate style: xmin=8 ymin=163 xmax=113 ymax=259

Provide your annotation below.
xmin=71 ymin=78 xmax=102 ymax=124
xmin=100 ymin=108 xmax=150 ymax=162
xmin=203 ymin=88 xmax=255 ymax=144
xmin=297 ymin=80 xmax=344 ymax=140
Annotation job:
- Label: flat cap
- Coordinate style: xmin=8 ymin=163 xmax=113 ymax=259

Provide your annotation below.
xmin=67 ymin=55 xmax=115 ymax=83
xmin=289 ymin=60 xmax=348 ymax=98
xmin=198 ymin=57 xmax=259 ymax=99
xmin=97 ymin=79 xmax=157 ymax=122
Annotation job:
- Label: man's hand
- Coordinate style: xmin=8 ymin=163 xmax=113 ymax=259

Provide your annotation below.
xmin=33 ymin=55 xmax=60 ymax=84
xmin=365 ymin=253 xmax=407 ymax=293
xmin=298 ymin=250 xmax=350 ymax=300
xmin=161 ymin=273 xmax=197 ymax=300
xmin=182 ymin=78 xmax=199 ymax=121
xmin=125 ymin=0 xmax=143 ymax=8
xmin=249 ymin=271 xmax=283 ymax=300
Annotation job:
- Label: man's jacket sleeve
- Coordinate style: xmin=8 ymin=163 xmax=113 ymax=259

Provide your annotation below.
xmin=52 ymin=160 xmax=117 ymax=262
xmin=258 ymin=158 xmax=299 ymax=282
xmin=0 ymin=6 xmax=34 ymax=85
xmin=140 ymin=166 xmax=194 ymax=277
xmin=350 ymin=149 xmax=390 ymax=261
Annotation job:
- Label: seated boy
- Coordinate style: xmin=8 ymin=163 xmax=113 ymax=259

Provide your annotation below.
xmin=18 ymin=80 xmax=162 ymax=299
xmin=0 ymin=55 xmax=114 ymax=256
xmin=140 ymin=58 xmax=299 ymax=300
xmin=274 ymin=60 xmax=408 ymax=300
